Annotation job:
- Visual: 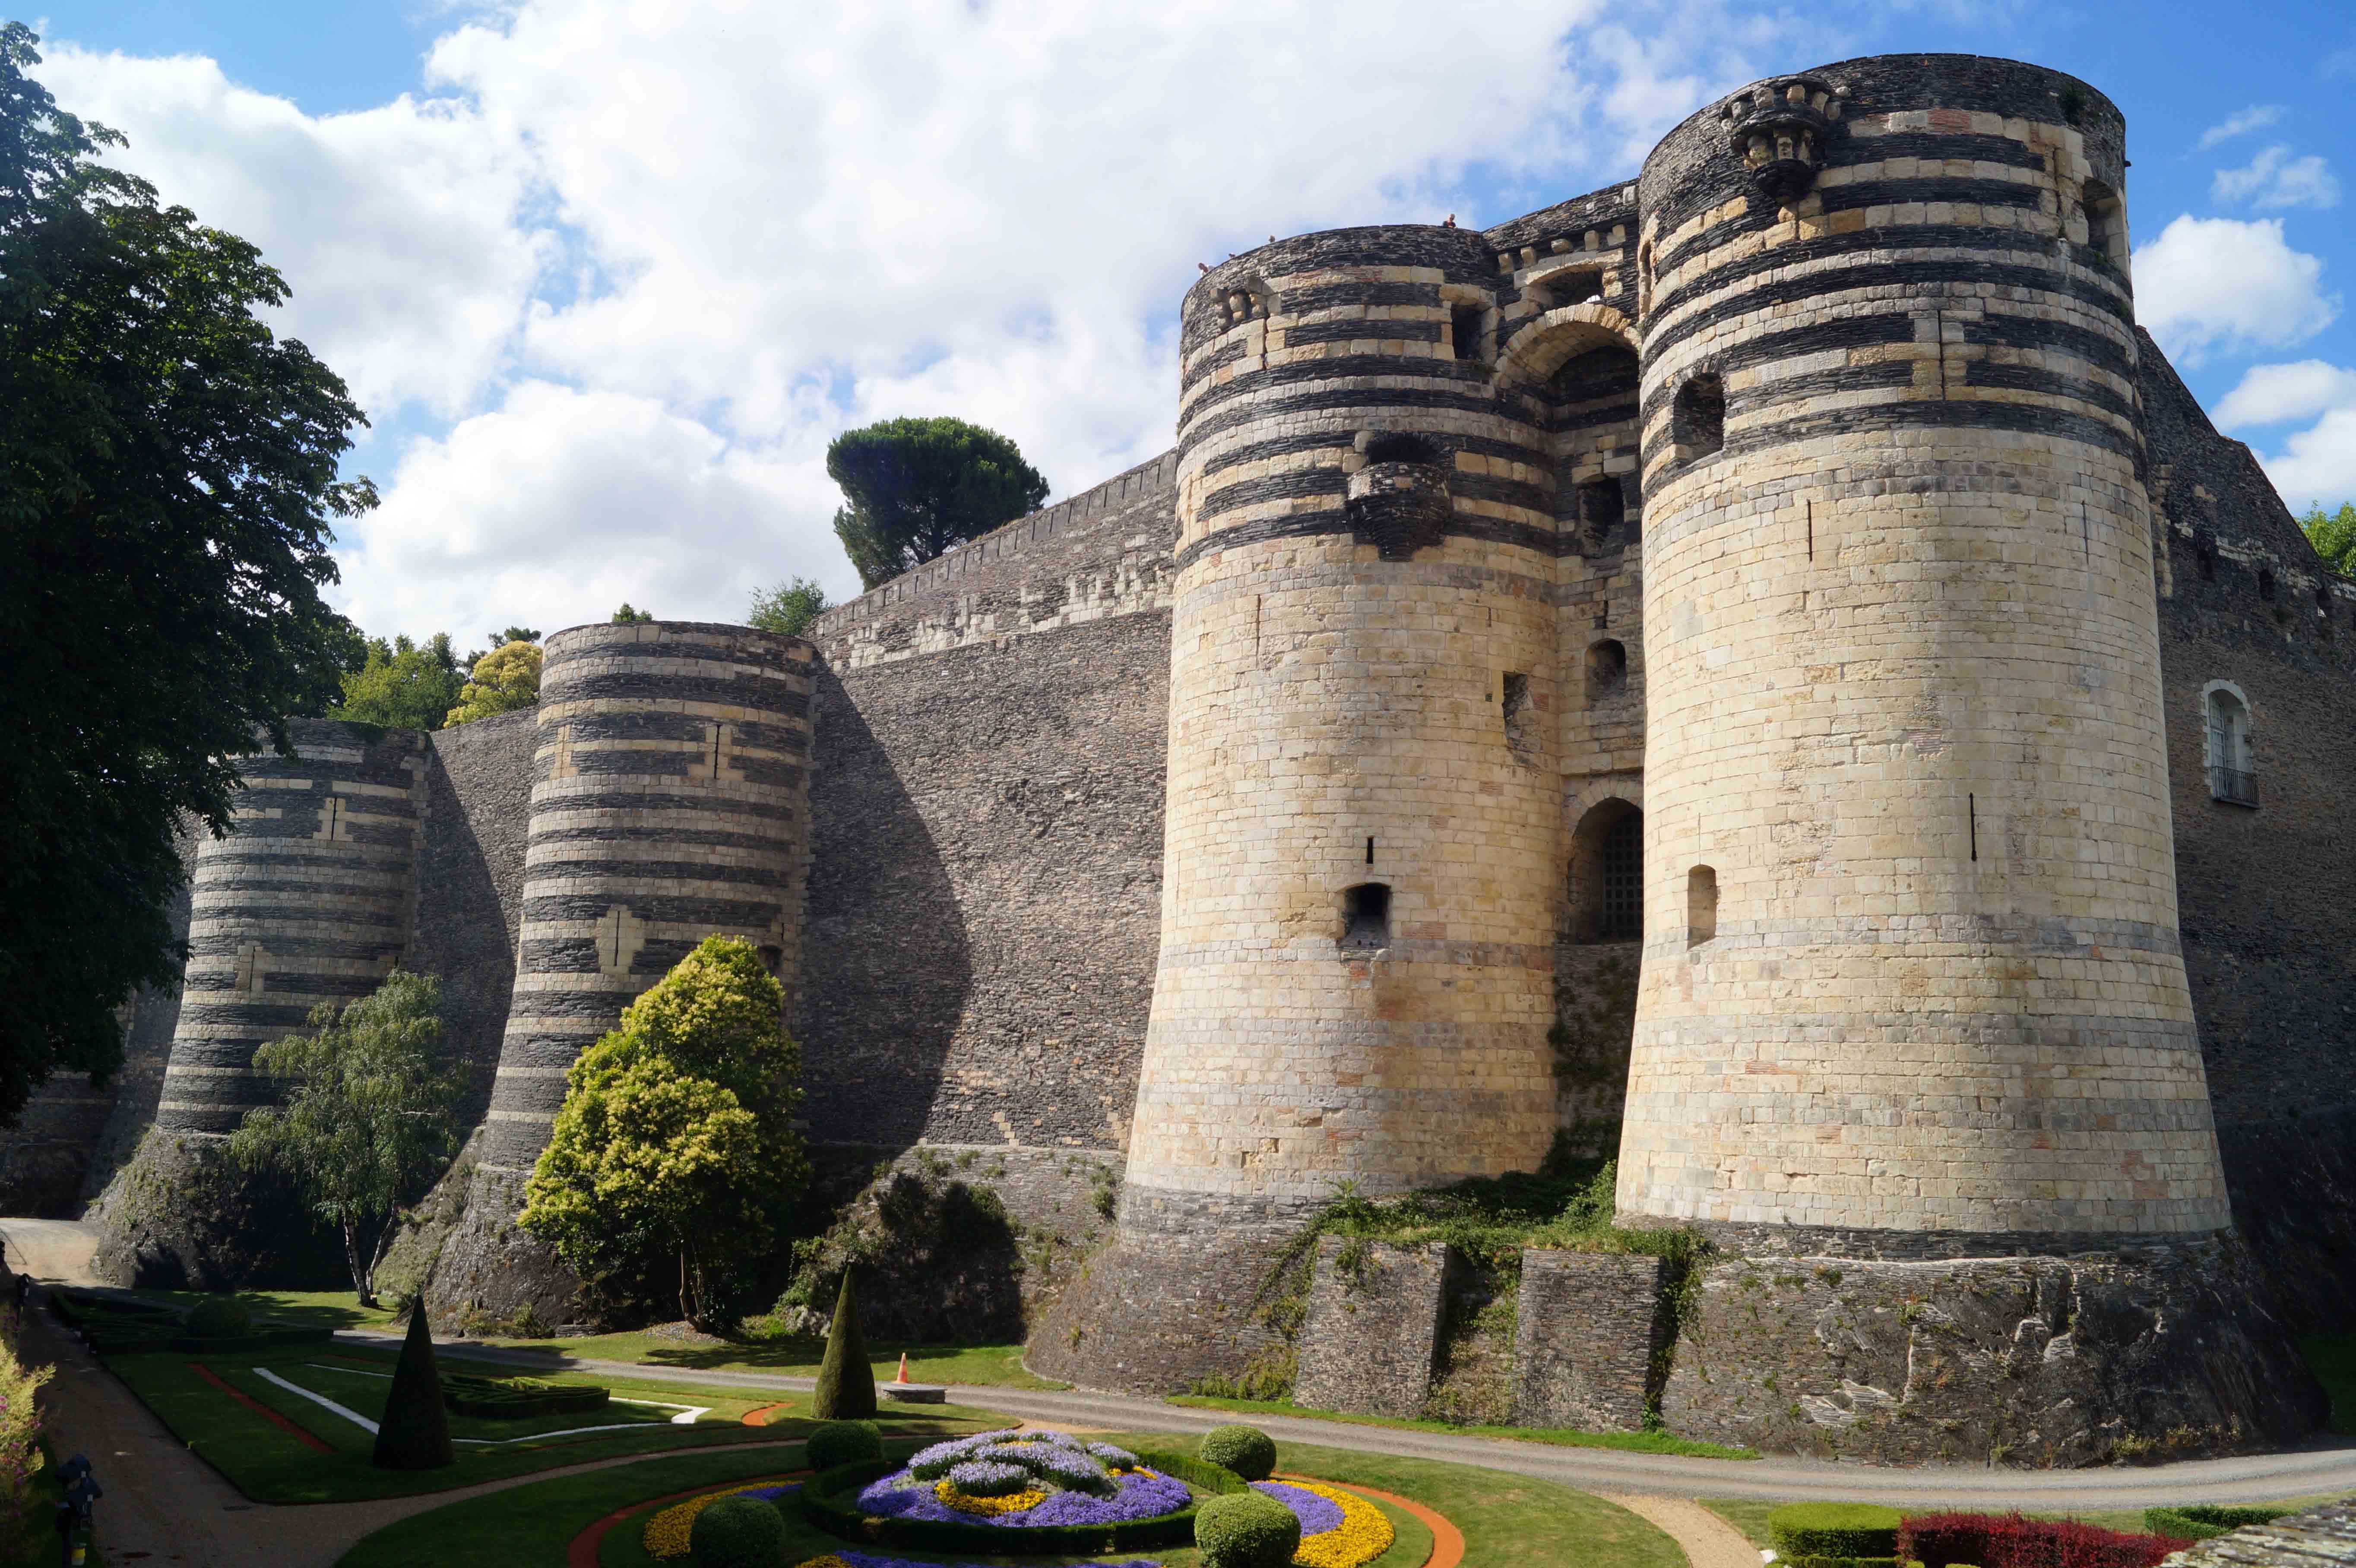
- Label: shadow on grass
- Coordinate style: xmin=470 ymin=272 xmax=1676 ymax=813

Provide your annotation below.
xmin=2301 ymin=1335 xmax=2356 ymax=1436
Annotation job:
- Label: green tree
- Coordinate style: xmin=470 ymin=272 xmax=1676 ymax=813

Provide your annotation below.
xmin=519 ymin=937 xmax=808 ymax=1330
xmin=747 ymin=576 xmax=828 ymax=636
xmin=611 ymin=603 xmax=655 ymax=623
xmin=811 ymin=1270 xmax=875 ymax=1419
xmin=442 ymin=639 xmax=543 ymax=727
xmin=2300 ymin=502 xmax=2356 ymax=575
xmin=226 ymin=970 xmax=466 ymax=1307
xmin=0 ymin=23 xmax=373 ymax=1119
xmin=332 ymin=633 xmax=463 ymax=730
xmin=827 ymin=417 xmax=1048 ymax=589
xmin=372 ymin=1306 xmax=453 ymax=1470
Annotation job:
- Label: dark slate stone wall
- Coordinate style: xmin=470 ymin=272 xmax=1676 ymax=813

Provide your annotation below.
xmin=1293 ymin=1238 xmax=1451 ymax=1420
xmin=1511 ymin=1249 xmax=1667 ymax=1432
xmin=801 ymin=460 xmax=1175 ymax=1154
xmin=410 ymin=708 xmax=536 ymax=1129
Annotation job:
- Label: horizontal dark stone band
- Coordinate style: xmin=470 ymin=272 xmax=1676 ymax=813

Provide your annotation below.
xmin=550 ymin=714 xmax=809 ymax=752
xmin=519 ymin=892 xmax=787 ymax=927
xmin=1649 ymin=392 xmax=2138 ymax=474
xmin=528 ymin=824 xmax=796 ymax=855
xmin=543 ymin=633 xmax=808 ymax=673
xmin=1281 ymin=316 xmax=1445 ymax=349
xmin=1158 ymin=936 xmax=1555 ymax=970
xmin=1181 ymin=382 xmax=1527 ymax=450
xmin=524 ymin=790 xmax=799 ymax=824
xmin=518 ymin=856 xmax=791 ymax=889
xmin=1195 ymin=427 xmax=1547 ymax=484
xmin=539 ymin=673 xmax=813 ymax=714
xmin=543 ymin=753 xmax=806 ymax=790
xmin=1174 ymin=505 xmax=1574 ymax=574
xmin=183 ymin=933 xmax=412 ymax=961
xmin=1178 ymin=354 xmax=1488 ymax=433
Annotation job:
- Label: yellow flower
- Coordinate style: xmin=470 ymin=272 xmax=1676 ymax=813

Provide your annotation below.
xmin=641 ymin=1486 xmax=779 ymax=1559
xmin=933 ymin=1478 xmax=1048 ymax=1515
xmin=1288 ymin=1482 xmax=1396 ymax=1568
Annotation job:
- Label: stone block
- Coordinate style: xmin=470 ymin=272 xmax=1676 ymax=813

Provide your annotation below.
xmin=1510 ymin=1249 xmax=1668 ymax=1432
xmin=1292 ymin=1236 xmax=1451 ymax=1419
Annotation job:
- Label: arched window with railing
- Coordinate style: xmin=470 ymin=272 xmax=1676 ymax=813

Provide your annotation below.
xmin=2205 ymin=683 xmax=2256 ymax=806
xmin=1569 ymin=799 xmax=1644 ymax=943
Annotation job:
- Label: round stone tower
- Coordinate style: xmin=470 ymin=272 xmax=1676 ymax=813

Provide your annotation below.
xmin=1036 ymin=225 xmax=1567 ymax=1389
xmin=152 ymin=718 xmax=426 ymax=1138
xmin=434 ymin=620 xmax=816 ymax=1325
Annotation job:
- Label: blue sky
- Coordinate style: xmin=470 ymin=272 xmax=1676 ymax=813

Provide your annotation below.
xmin=28 ymin=0 xmax=2356 ymax=639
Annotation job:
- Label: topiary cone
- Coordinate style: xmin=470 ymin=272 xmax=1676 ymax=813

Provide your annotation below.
xmin=812 ymin=1271 xmax=875 ymax=1419
xmin=373 ymin=1301 xmax=454 ymax=1469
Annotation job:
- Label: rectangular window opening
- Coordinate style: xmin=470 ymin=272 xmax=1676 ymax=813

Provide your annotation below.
xmin=1342 ymin=883 xmax=1392 ymax=950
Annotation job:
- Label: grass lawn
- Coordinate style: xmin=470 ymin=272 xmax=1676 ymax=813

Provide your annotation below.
xmin=459 ymin=1327 xmax=1066 ymax=1389
xmin=1167 ymin=1394 xmax=1759 ymax=1461
xmin=2303 ymin=1335 xmax=2356 ymax=1435
xmin=130 ymin=1286 xmax=401 ymax=1334
xmin=341 ymin=1428 xmax=1680 ymax=1568
xmin=107 ymin=1341 xmax=1016 ymax=1504
xmin=1698 ymin=1495 xmax=2350 ymax=1548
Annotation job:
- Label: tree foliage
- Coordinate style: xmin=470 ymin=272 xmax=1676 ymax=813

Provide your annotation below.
xmin=827 ymin=417 xmax=1048 ymax=589
xmin=747 ymin=576 xmax=828 ymax=637
xmin=611 ymin=602 xmax=655 ymax=623
xmin=2300 ymin=502 xmax=2356 ymax=576
xmin=442 ymin=639 xmax=543 ymax=727
xmin=0 ymin=23 xmax=373 ymax=1118
xmin=332 ymin=633 xmax=462 ymax=730
xmin=226 ymin=970 xmax=466 ymax=1307
xmin=812 ymin=1271 xmax=875 ymax=1419
xmin=519 ymin=937 xmax=808 ymax=1330
xmin=372 ymin=1306 xmax=453 ymax=1470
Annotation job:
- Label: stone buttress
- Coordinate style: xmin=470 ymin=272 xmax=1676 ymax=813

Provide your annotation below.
xmin=1618 ymin=54 xmax=2319 ymax=1459
xmin=426 ymin=620 xmax=815 ymax=1326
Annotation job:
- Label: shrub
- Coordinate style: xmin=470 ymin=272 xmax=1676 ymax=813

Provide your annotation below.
xmin=0 ymin=1304 xmax=51 ymax=1532
xmin=690 ymin=1494 xmax=784 ymax=1568
xmin=2144 ymin=1505 xmax=2286 ymax=1541
xmin=1771 ymin=1502 xmax=1901 ymax=1559
xmin=812 ymin=1272 xmax=874 ymax=1419
xmin=184 ymin=1295 xmax=253 ymax=1339
xmin=805 ymin=1418 xmax=883 ymax=1471
xmin=1900 ymin=1512 xmax=2190 ymax=1568
xmin=1198 ymin=1423 xmax=1277 ymax=1482
xmin=372 ymin=1305 xmax=453 ymax=1470
xmin=438 ymin=1372 xmax=606 ymax=1420
xmin=1195 ymin=1489 xmax=1302 ymax=1568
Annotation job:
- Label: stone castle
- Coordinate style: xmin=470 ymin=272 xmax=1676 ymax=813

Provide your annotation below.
xmin=13 ymin=52 xmax=2354 ymax=1461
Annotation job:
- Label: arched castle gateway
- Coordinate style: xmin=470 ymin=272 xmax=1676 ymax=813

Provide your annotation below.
xmin=55 ymin=54 xmax=2348 ymax=1459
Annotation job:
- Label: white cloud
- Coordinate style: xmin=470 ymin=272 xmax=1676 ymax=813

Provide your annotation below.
xmin=2195 ymin=104 xmax=2284 ymax=151
xmin=2132 ymin=215 xmax=2338 ymax=364
xmin=48 ymin=0 xmax=1800 ymax=639
xmin=2259 ymin=409 xmax=2356 ymax=512
xmin=38 ymin=44 xmax=547 ymax=422
xmin=2212 ymin=144 xmax=2342 ymax=209
xmin=2214 ymin=360 xmax=2356 ymax=429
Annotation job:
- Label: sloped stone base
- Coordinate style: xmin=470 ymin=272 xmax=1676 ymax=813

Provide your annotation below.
xmin=1660 ymin=1229 xmax=2323 ymax=1465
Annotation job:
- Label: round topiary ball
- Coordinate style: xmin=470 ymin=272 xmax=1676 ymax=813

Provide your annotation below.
xmin=689 ymin=1495 xmax=784 ymax=1568
xmin=185 ymin=1295 xmax=253 ymax=1339
xmin=804 ymin=1418 xmax=884 ymax=1471
xmin=1198 ymin=1423 xmax=1278 ymax=1482
xmin=1195 ymin=1490 xmax=1302 ymax=1568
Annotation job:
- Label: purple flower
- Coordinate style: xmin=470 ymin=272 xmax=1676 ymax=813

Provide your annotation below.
xmin=851 ymin=1465 xmax=1191 ymax=1529
xmin=1253 ymin=1480 xmax=1346 ymax=1536
xmin=945 ymin=1460 xmax=1028 ymax=1497
xmin=832 ymin=1554 xmax=1156 ymax=1568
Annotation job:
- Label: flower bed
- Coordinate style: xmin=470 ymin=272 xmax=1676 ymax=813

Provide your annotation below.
xmin=791 ymin=1555 xmax=1159 ymax=1568
xmin=1254 ymin=1480 xmax=1396 ymax=1568
xmin=644 ymin=1483 xmax=800 ymax=1558
xmin=1899 ymin=1512 xmax=2191 ymax=1568
xmin=802 ymin=1431 xmax=1236 ymax=1554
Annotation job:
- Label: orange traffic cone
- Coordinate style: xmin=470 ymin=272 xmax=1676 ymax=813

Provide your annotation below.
xmin=896 ymin=1352 xmax=910 ymax=1384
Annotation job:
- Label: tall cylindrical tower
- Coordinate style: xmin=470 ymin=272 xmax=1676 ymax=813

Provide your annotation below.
xmin=479 ymin=620 xmax=817 ymax=1175
xmin=432 ymin=620 xmax=816 ymax=1324
xmin=153 ymin=718 xmax=425 ymax=1137
xmin=1037 ymin=225 xmax=1567 ymax=1389
xmin=1620 ymin=56 xmax=2229 ymax=1245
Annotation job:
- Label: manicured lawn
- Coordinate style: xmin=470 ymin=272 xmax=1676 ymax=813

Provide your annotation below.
xmin=1698 ymin=1495 xmax=2348 ymax=1548
xmin=460 ymin=1326 xmax=1067 ymax=1389
xmin=107 ymin=1342 xmax=1016 ymax=1504
xmin=1167 ymin=1393 xmax=1759 ymax=1460
xmin=130 ymin=1286 xmax=402 ymax=1333
xmin=342 ymin=1428 xmax=1679 ymax=1568
xmin=2303 ymin=1335 xmax=2356 ymax=1435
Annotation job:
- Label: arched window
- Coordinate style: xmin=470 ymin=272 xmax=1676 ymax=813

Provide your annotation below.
xmin=1364 ymin=431 xmax=1442 ymax=466
xmin=1451 ymin=303 xmax=1487 ymax=364
xmin=2259 ymin=567 xmax=2277 ymax=602
xmin=1674 ymin=374 xmax=1725 ymax=461
xmin=1586 ymin=639 xmax=1628 ymax=704
xmin=1686 ymin=866 xmax=1718 ymax=947
xmin=1569 ymin=799 xmax=1643 ymax=943
xmin=2206 ymin=686 xmax=2256 ymax=806
xmin=2080 ymin=180 xmax=2127 ymax=267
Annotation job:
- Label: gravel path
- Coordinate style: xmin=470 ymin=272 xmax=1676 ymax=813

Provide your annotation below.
xmin=1596 ymin=1495 xmax=1762 ymax=1568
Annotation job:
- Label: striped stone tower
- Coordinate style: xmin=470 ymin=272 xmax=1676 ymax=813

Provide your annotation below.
xmin=437 ymin=620 xmax=816 ymax=1321
xmin=1618 ymin=56 xmax=2232 ymax=1246
xmin=152 ymin=718 xmax=426 ymax=1136
xmin=1036 ymin=225 xmax=1573 ymax=1389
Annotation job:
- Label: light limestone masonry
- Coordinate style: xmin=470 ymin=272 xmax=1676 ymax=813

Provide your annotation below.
xmin=1616 ymin=58 xmax=2230 ymax=1239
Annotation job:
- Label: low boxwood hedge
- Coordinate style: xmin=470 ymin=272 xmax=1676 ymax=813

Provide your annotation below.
xmin=2144 ymin=1504 xmax=2286 ymax=1541
xmin=47 ymin=1290 xmax=335 ymax=1356
xmin=1770 ymin=1503 xmax=1902 ymax=1560
xmin=439 ymin=1372 xmax=608 ymax=1420
xmin=798 ymin=1448 xmax=1238 ymax=1554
